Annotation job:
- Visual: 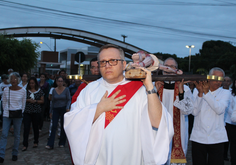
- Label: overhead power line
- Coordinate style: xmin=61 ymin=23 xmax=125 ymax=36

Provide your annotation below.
xmin=70 ymin=0 xmax=236 ymax=6
xmin=0 ymin=0 xmax=236 ymax=41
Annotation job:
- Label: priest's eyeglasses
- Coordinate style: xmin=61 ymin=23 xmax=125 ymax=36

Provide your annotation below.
xmin=98 ymin=59 xmax=124 ymax=67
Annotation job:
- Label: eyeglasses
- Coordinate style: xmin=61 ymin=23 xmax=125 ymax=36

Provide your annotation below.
xmin=97 ymin=59 xmax=124 ymax=67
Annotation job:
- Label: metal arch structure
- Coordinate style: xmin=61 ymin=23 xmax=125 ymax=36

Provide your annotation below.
xmin=0 ymin=26 xmax=150 ymax=57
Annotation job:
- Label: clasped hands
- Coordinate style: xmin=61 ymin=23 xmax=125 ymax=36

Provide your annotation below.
xmin=194 ymin=81 xmax=209 ymax=97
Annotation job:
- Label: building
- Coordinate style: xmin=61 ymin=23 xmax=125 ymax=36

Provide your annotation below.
xmin=38 ymin=46 xmax=132 ymax=77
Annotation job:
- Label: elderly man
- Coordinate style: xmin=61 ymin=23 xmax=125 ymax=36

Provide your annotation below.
xmin=155 ymin=57 xmax=193 ymax=165
xmin=191 ymin=67 xmax=230 ymax=165
xmin=64 ymin=44 xmax=174 ymax=165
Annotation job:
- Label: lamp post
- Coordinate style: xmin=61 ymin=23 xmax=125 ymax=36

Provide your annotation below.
xmin=40 ymin=42 xmax=53 ymax=51
xmin=186 ymin=45 xmax=195 ymax=72
xmin=121 ymin=35 xmax=128 ymax=42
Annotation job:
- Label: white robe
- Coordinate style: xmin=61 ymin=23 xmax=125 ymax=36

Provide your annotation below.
xmin=64 ymin=78 xmax=174 ymax=165
xmin=160 ymin=84 xmax=193 ymax=164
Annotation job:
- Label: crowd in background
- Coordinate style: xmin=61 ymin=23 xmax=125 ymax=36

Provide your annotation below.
xmin=0 ymin=68 xmax=82 ymax=163
xmin=0 ymin=64 xmax=235 ymax=165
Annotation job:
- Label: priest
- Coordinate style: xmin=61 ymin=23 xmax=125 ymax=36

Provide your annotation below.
xmin=155 ymin=57 xmax=193 ymax=165
xmin=64 ymin=44 xmax=174 ymax=165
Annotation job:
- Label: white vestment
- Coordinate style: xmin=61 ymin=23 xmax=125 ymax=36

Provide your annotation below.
xmin=162 ymin=85 xmax=193 ymax=156
xmin=190 ymin=87 xmax=230 ymax=144
xmin=64 ymin=78 xmax=174 ymax=165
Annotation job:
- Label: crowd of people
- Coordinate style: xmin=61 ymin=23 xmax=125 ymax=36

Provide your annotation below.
xmin=0 ymin=44 xmax=236 ymax=165
xmin=0 ymin=67 xmax=90 ymax=163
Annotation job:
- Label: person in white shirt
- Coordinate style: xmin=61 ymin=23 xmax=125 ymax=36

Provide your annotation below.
xmin=0 ymin=74 xmax=12 ymax=121
xmin=64 ymin=44 xmax=174 ymax=165
xmin=191 ymin=67 xmax=230 ymax=165
xmin=0 ymin=72 xmax=26 ymax=163
xmin=18 ymin=73 xmax=28 ymax=89
xmin=155 ymin=57 xmax=193 ymax=165
xmin=0 ymin=74 xmax=11 ymax=99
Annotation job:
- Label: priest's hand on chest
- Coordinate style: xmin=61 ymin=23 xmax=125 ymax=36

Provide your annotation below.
xmin=97 ymin=90 xmax=126 ymax=113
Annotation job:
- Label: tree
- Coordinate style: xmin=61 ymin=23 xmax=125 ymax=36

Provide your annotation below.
xmin=196 ymin=40 xmax=236 ymax=78
xmin=0 ymin=35 xmax=40 ymax=74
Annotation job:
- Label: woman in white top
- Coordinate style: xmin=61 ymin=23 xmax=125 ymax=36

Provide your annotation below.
xmin=18 ymin=73 xmax=28 ymax=89
xmin=0 ymin=72 xmax=26 ymax=163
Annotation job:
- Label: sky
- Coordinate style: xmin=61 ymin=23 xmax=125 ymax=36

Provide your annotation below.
xmin=0 ymin=0 xmax=236 ymax=58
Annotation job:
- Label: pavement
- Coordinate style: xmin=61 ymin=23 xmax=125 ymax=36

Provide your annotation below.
xmin=0 ymin=120 xmax=72 ymax=165
xmin=0 ymin=120 xmax=232 ymax=165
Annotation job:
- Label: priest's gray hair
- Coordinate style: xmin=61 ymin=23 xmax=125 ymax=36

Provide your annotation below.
xmin=98 ymin=44 xmax=125 ymax=60
xmin=164 ymin=57 xmax=178 ymax=69
xmin=9 ymin=72 xmax=21 ymax=84
xmin=209 ymin=67 xmax=225 ymax=77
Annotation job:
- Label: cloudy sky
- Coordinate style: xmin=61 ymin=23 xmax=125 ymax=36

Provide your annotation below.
xmin=0 ymin=0 xmax=236 ymax=58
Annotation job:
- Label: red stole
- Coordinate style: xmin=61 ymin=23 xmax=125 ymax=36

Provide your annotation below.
xmin=158 ymin=82 xmax=187 ymax=164
xmin=105 ymin=81 xmax=143 ymax=128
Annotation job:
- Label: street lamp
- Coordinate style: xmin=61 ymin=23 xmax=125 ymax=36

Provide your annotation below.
xmin=186 ymin=45 xmax=195 ymax=72
xmin=40 ymin=42 xmax=52 ymax=51
xmin=121 ymin=35 xmax=128 ymax=42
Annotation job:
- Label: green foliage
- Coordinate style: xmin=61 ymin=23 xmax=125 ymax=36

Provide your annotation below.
xmin=0 ymin=35 xmax=40 ymax=74
xmin=197 ymin=40 xmax=236 ymax=79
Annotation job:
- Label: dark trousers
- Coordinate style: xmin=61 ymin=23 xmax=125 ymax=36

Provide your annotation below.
xmin=23 ymin=113 xmax=41 ymax=147
xmin=44 ymin=98 xmax=50 ymax=120
xmin=47 ymin=106 xmax=67 ymax=148
xmin=188 ymin=114 xmax=194 ymax=136
xmin=192 ymin=141 xmax=224 ymax=165
xmin=226 ymin=123 xmax=236 ymax=165
xmin=39 ymin=103 xmax=45 ymax=130
xmin=39 ymin=98 xmax=48 ymax=130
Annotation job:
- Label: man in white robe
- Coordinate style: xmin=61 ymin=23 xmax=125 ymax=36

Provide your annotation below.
xmin=64 ymin=44 xmax=174 ymax=165
xmin=155 ymin=58 xmax=193 ymax=165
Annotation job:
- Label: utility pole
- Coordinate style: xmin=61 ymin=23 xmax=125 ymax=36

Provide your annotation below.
xmin=121 ymin=35 xmax=128 ymax=42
